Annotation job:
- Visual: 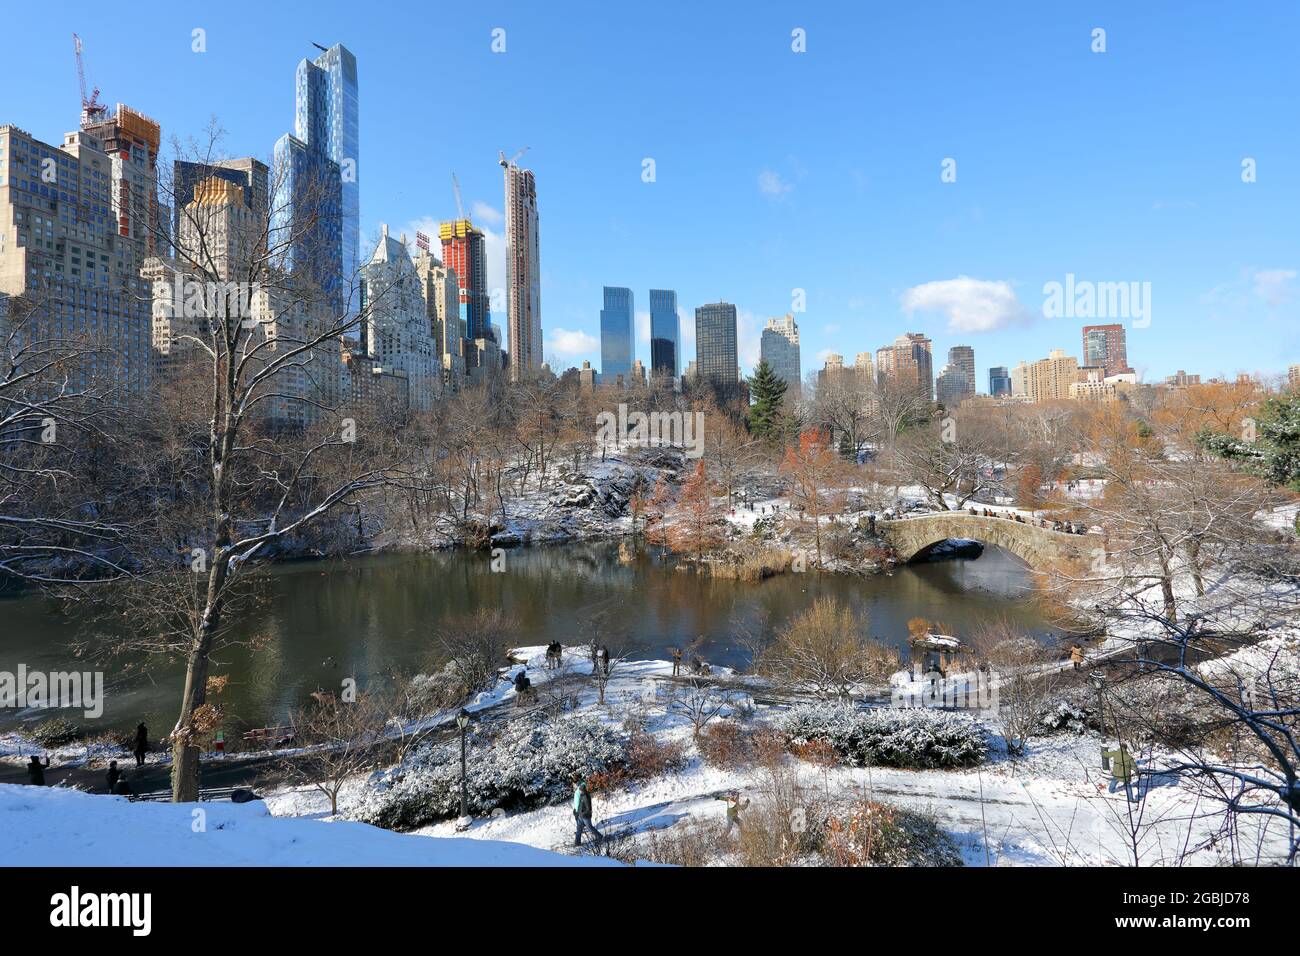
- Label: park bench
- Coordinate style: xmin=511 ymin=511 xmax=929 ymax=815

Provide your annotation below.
xmin=241 ymin=725 xmax=296 ymax=747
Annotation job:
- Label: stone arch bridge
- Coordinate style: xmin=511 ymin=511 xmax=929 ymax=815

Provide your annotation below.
xmin=877 ymin=511 xmax=1101 ymax=567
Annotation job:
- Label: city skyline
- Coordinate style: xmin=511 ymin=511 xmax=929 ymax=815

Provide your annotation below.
xmin=1 ymin=4 xmax=1297 ymax=392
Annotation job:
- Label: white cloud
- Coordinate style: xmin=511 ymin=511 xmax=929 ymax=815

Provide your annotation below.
xmin=471 ymin=201 xmax=504 ymax=227
xmin=757 ymin=169 xmax=793 ymax=200
xmin=1252 ymin=268 xmax=1297 ymax=307
xmin=545 ymin=327 xmax=598 ymax=359
xmin=901 ymin=276 xmax=1030 ymax=333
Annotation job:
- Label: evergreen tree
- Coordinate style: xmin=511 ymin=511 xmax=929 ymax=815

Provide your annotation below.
xmin=1196 ymin=390 xmax=1300 ymax=491
xmin=746 ymin=359 xmax=788 ymax=439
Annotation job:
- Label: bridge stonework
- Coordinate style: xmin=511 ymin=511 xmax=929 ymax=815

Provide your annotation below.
xmin=878 ymin=512 xmax=1101 ymax=566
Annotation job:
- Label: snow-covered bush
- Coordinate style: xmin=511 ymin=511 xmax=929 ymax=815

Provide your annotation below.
xmin=824 ymin=798 xmax=963 ymax=866
xmin=351 ymin=713 xmax=626 ymax=831
xmin=1040 ymin=701 xmax=1090 ymax=735
xmin=780 ymin=704 xmax=987 ymax=769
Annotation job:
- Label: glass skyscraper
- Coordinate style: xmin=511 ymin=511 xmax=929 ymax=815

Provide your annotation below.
xmin=989 ymin=366 xmax=1012 ymax=396
xmin=274 ymin=43 xmax=358 ymax=313
xmin=600 ymin=286 xmax=634 ymax=385
xmin=649 ymin=289 xmax=679 ymax=379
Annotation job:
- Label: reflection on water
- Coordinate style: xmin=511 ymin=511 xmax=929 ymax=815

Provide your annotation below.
xmin=0 ymin=540 xmax=1058 ymax=734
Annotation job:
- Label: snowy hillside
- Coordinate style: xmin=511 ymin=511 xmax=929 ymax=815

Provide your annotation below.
xmin=0 ymin=785 xmax=621 ymax=867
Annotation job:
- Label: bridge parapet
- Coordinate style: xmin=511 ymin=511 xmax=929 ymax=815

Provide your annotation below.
xmin=878 ymin=512 xmax=1101 ymax=566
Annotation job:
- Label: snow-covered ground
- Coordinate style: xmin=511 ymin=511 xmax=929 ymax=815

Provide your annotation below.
xmin=259 ymin=645 xmax=1294 ymax=867
xmin=1 ymin=783 xmax=621 ymax=867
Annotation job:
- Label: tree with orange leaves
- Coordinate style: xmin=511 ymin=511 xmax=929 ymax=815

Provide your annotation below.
xmin=779 ymin=427 xmax=845 ymax=567
xmin=664 ymin=461 xmax=722 ymax=561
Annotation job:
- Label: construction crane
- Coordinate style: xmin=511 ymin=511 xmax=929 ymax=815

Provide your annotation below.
xmin=72 ymin=33 xmax=105 ymax=123
xmin=498 ymin=146 xmax=530 ymax=168
xmin=450 ymin=172 xmax=466 ymax=221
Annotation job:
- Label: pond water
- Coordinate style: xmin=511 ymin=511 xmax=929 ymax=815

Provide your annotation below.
xmin=0 ymin=540 xmax=1059 ymax=736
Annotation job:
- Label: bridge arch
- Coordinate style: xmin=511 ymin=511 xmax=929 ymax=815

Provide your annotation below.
xmin=878 ymin=512 xmax=1099 ymax=567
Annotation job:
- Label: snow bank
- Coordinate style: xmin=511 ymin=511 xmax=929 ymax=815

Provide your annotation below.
xmin=0 ymin=784 xmax=619 ymax=867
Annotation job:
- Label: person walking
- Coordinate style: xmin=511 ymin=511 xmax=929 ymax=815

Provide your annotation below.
xmin=1102 ymin=744 xmax=1139 ymax=800
xmin=670 ymin=648 xmax=682 ymax=677
xmin=27 ymin=755 xmax=50 ymax=786
xmin=596 ymin=645 xmax=610 ymax=677
xmin=133 ymin=723 xmax=149 ymax=769
xmin=572 ymin=779 xmax=603 ymax=847
xmin=1070 ymin=645 xmax=1086 ymax=670
xmin=106 ymin=760 xmax=121 ymax=792
xmin=716 ymin=790 xmax=750 ymax=837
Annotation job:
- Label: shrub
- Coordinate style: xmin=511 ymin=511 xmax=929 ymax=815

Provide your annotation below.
xmin=824 ymin=798 xmax=963 ymax=866
xmin=781 ymin=704 xmax=987 ymax=769
xmin=587 ymin=732 xmax=687 ymax=791
xmin=29 ymin=717 xmax=81 ymax=748
xmin=350 ymin=713 xmax=625 ymax=831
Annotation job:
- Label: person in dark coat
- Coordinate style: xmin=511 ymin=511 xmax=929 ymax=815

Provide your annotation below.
xmin=572 ymin=779 xmax=603 ymax=847
xmin=513 ymin=669 xmax=532 ymax=706
xmin=106 ymin=760 xmax=121 ymax=792
xmin=133 ymin=723 xmax=149 ymax=768
xmin=27 ymin=755 xmax=50 ymax=786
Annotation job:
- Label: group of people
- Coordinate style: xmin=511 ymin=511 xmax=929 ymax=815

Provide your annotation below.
xmin=24 ymin=723 xmax=150 ymax=793
xmin=668 ymin=648 xmax=711 ymax=677
xmin=966 ymin=507 xmax=1089 ymax=535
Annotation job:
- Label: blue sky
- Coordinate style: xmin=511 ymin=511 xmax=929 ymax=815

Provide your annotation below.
xmin=4 ymin=1 xmax=1298 ymax=386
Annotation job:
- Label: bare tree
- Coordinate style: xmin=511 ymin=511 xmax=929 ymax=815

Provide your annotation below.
xmin=279 ymin=690 xmax=388 ymax=815
xmin=754 ymin=596 xmax=898 ymax=699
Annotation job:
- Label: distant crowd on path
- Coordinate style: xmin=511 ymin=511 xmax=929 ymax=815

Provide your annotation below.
xmin=966 ymin=506 xmax=1089 ymax=535
xmin=23 ymin=722 xmax=151 ymax=794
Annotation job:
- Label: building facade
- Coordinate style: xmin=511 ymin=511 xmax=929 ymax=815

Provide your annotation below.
xmin=502 ymin=158 xmax=541 ymax=379
xmin=694 ymin=301 xmax=738 ymax=384
xmin=948 ymin=344 xmax=975 ymax=397
xmin=439 ymin=218 xmax=489 ymax=341
xmin=599 ymin=286 xmax=634 ymax=385
xmin=649 ymin=288 xmax=679 ymax=380
xmin=989 ymin=365 xmax=1011 ymax=396
xmin=359 ymin=225 xmax=442 ymax=413
xmin=760 ymin=313 xmax=801 ymax=397
xmin=295 ymin=44 xmax=359 ymax=314
xmin=0 ymin=114 xmax=160 ymax=397
xmin=1024 ymin=349 xmax=1080 ymax=403
xmin=875 ymin=332 xmax=933 ymax=400
xmin=1082 ymin=323 xmax=1132 ymax=378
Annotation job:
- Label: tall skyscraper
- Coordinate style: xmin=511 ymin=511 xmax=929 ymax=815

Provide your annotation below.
xmin=760 ymin=314 xmax=801 ymax=397
xmin=1082 ymin=323 xmax=1132 ymax=377
xmin=439 ymin=218 xmax=490 ymax=340
xmin=989 ymin=366 xmax=1012 ymax=396
xmin=600 ymin=286 xmax=634 ymax=385
xmin=270 ymin=44 xmax=357 ymax=314
xmin=948 ymin=344 xmax=976 ymax=396
xmin=875 ymin=332 xmax=933 ymax=400
xmin=649 ymin=289 xmax=680 ymax=380
xmin=297 ymin=44 xmax=359 ymax=309
xmin=694 ymin=301 xmax=739 ymax=384
xmin=501 ymin=153 xmax=541 ymax=379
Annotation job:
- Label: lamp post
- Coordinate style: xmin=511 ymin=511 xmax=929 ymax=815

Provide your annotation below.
xmin=1090 ymin=670 xmax=1106 ymax=739
xmin=456 ymin=708 xmax=471 ymax=826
